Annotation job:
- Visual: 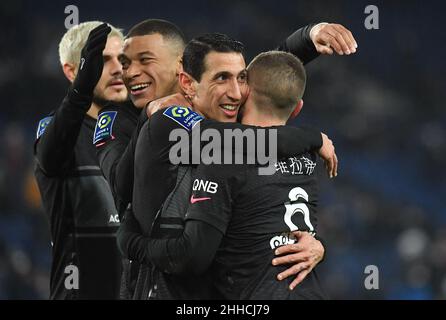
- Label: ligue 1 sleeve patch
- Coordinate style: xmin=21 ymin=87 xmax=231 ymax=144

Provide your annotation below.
xmin=36 ymin=116 xmax=53 ymax=139
xmin=93 ymin=111 xmax=117 ymax=145
xmin=163 ymin=106 xmax=204 ymax=131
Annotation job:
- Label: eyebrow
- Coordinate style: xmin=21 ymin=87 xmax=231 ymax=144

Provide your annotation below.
xmin=137 ymin=51 xmax=155 ymax=57
xmin=212 ymin=71 xmax=231 ymax=80
xmin=118 ymin=51 xmax=155 ymax=61
xmin=212 ymin=69 xmax=247 ymax=79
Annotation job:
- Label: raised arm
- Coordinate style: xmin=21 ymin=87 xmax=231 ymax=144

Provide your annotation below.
xmin=35 ymin=23 xmax=111 ymax=175
xmin=277 ymin=22 xmax=358 ymax=64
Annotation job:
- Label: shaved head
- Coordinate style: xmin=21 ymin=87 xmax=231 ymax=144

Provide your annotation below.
xmin=247 ymin=51 xmax=306 ymax=119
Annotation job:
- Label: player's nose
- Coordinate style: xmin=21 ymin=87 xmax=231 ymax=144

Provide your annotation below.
xmin=226 ymin=78 xmax=242 ymax=101
xmin=109 ymin=57 xmax=123 ymax=76
xmin=125 ymin=62 xmax=141 ymax=80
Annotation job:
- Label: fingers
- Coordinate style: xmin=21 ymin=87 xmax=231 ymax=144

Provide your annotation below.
xmin=315 ymin=24 xmax=358 ymax=56
xmin=326 ymin=151 xmax=337 ymax=178
xmin=314 ymin=40 xmax=334 ymax=55
xmin=274 ymin=243 xmax=303 ymax=256
xmin=146 ymin=94 xmax=191 ymax=117
xmin=324 ymin=28 xmax=350 ymax=55
xmin=147 ymin=100 xmax=162 ymax=116
xmin=333 ymin=151 xmax=338 ymax=178
xmin=319 ymin=133 xmax=337 ymax=179
xmin=328 ymin=24 xmax=356 ymax=54
xmin=88 ymin=23 xmax=110 ymax=41
xmin=87 ymin=30 xmax=110 ymax=51
xmin=326 ymin=156 xmax=334 ymax=179
xmin=272 ymin=252 xmax=308 ymax=266
xmin=317 ymin=45 xmax=334 ymax=55
xmin=276 ymin=261 xmax=311 ymax=281
xmin=333 ymin=24 xmax=357 ymax=53
xmin=318 ymin=32 xmax=343 ymax=55
xmin=86 ymin=24 xmax=111 ymax=52
xmin=289 ymin=268 xmax=311 ymax=290
xmin=291 ymin=230 xmax=304 ymax=239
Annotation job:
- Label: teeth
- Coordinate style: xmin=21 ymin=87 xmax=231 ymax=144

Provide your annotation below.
xmin=130 ymin=83 xmax=149 ymax=91
xmin=221 ymin=105 xmax=237 ymax=111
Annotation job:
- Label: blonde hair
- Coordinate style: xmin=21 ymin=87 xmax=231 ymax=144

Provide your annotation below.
xmin=58 ymin=21 xmax=124 ymax=68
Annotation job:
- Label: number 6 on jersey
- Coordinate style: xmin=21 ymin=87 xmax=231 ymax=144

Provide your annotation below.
xmin=284 ymin=187 xmax=314 ymax=233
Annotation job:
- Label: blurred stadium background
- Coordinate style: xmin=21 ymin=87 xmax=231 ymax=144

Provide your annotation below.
xmin=0 ymin=0 xmax=444 ymax=299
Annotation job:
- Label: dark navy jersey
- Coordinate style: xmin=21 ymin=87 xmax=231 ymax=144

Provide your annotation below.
xmin=131 ymin=107 xmax=322 ymax=236
xmin=34 ymin=92 xmax=121 ymax=299
xmin=122 ymin=23 xmax=325 ymax=299
xmin=94 ymin=101 xmax=144 ymax=216
xmin=93 ymin=100 xmax=146 ymax=300
xmin=185 ymin=154 xmax=325 ymax=299
xmin=126 ymin=106 xmax=322 ymax=299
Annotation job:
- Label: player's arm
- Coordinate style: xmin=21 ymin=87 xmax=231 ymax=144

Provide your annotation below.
xmin=202 ymin=120 xmax=322 ymax=155
xmin=147 ymin=93 xmax=336 ymax=176
xmin=95 ymin=106 xmax=148 ymax=214
xmin=117 ymin=163 xmax=233 ymax=275
xmin=272 ymin=231 xmax=326 ymax=290
xmin=35 ymin=23 xmax=111 ymax=176
xmin=117 ymin=209 xmax=223 ymax=275
xmin=150 ymin=100 xmax=337 ymax=178
xmin=201 ymin=120 xmax=337 ymax=178
xmin=278 ymin=127 xmax=337 ymax=178
xmin=113 ymin=108 xmax=148 ymax=210
xmin=278 ymin=23 xmax=358 ymax=64
xmin=34 ymin=91 xmax=90 ymax=176
xmin=277 ymin=23 xmax=320 ymax=65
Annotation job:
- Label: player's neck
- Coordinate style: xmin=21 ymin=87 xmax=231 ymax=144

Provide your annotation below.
xmin=86 ymin=103 xmax=101 ymax=119
xmin=242 ymin=104 xmax=286 ymax=127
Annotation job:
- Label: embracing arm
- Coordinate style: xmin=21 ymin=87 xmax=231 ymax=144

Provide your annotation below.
xmin=277 ymin=23 xmax=320 ymax=65
xmin=118 ymin=162 xmax=232 ymax=275
xmin=277 ymin=22 xmax=358 ymax=64
xmin=117 ymin=208 xmax=222 ymax=275
xmin=201 ymin=121 xmax=337 ymax=177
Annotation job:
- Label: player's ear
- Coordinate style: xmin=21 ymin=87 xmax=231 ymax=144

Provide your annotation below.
xmin=240 ymin=84 xmax=250 ymax=105
xmin=176 ymin=56 xmax=183 ymax=76
xmin=179 ymin=71 xmax=197 ymax=98
xmin=289 ymin=99 xmax=303 ymax=120
xmin=62 ymin=63 xmax=77 ymax=83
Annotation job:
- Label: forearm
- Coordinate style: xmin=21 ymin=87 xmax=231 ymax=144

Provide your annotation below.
xmin=116 ymin=109 xmax=148 ymax=204
xmin=113 ymin=143 xmax=134 ymax=208
xmin=117 ymin=213 xmax=221 ymax=275
xmin=277 ymin=125 xmax=322 ymax=157
xmin=277 ymin=23 xmax=320 ymax=65
xmin=35 ymin=89 xmax=91 ymax=175
xmin=200 ymin=120 xmax=322 ymax=161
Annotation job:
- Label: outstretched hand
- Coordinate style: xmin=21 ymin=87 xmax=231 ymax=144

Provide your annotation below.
xmin=310 ymin=23 xmax=358 ymax=55
xmin=72 ymin=23 xmax=111 ymax=97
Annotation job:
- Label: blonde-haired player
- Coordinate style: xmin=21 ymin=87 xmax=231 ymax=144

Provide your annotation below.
xmin=34 ymin=22 xmax=126 ymax=299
